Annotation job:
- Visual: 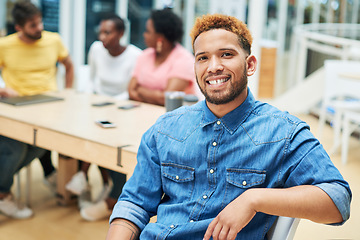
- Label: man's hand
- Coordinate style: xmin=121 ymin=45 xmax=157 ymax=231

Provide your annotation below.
xmin=203 ymin=185 xmax=344 ymax=240
xmin=0 ymin=88 xmax=19 ymax=98
xmin=203 ymin=191 xmax=256 ymax=240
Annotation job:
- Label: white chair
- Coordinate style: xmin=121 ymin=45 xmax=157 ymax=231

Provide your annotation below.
xmin=317 ymin=60 xmax=360 ymax=154
xmin=0 ymin=75 xmax=5 ymax=88
xmin=267 ymin=216 xmax=300 ymax=240
xmin=56 ymin=64 xmax=92 ymax=93
xmin=75 ymin=64 xmax=92 ymax=93
xmin=341 ymin=110 xmax=360 ymax=164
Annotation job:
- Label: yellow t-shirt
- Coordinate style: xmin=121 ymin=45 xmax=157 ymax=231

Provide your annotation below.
xmin=0 ymin=31 xmax=69 ymax=96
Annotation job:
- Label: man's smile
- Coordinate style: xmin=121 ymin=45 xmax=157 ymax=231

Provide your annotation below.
xmin=205 ymin=75 xmax=230 ymax=86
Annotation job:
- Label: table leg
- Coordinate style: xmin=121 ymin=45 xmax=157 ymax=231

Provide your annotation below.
xmin=56 ymin=155 xmax=78 ymax=205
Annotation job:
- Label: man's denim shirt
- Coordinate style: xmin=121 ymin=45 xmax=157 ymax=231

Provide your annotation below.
xmin=110 ymin=90 xmax=351 ymax=240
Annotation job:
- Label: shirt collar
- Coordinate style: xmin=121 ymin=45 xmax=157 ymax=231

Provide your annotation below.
xmin=200 ymin=88 xmax=255 ymax=134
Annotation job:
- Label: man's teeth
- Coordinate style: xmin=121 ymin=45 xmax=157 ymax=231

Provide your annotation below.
xmin=208 ymin=78 xmax=227 ymax=85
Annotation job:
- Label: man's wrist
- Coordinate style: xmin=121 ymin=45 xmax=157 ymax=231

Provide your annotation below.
xmin=243 ymin=188 xmax=264 ymax=213
xmin=107 ymin=218 xmax=140 ymax=240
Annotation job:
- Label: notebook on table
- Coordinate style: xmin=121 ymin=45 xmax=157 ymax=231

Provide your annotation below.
xmin=0 ymin=94 xmax=64 ymax=106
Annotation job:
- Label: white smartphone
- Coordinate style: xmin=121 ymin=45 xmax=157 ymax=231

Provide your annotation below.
xmin=95 ymin=120 xmax=116 ymax=128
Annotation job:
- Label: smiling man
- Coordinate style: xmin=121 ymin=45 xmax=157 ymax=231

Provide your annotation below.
xmin=106 ymin=14 xmax=351 ymax=240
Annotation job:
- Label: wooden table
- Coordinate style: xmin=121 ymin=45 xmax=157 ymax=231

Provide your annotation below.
xmin=0 ymin=89 xmax=165 ymax=204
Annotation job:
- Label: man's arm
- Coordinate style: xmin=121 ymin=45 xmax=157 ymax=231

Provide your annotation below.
xmin=61 ymin=55 xmax=74 ymax=88
xmin=204 ymin=185 xmax=343 ymax=240
xmin=106 ymin=218 xmax=140 ymax=240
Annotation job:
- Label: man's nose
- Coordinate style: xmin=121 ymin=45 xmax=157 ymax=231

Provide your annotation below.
xmin=37 ymin=22 xmax=44 ymax=31
xmin=207 ymin=57 xmax=223 ymax=73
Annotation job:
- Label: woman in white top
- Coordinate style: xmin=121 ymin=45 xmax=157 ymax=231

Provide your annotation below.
xmin=88 ymin=15 xmax=142 ymax=100
xmin=66 ymin=15 xmax=141 ymax=221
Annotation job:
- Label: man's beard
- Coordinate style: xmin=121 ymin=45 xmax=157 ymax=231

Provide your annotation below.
xmin=24 ymin=31 xmax=42 ymax=40
xmin=196 ymin=68 xmax=248 ymax=105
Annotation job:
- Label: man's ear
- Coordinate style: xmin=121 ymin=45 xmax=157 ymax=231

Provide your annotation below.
xmin=119 ymin=30 xmax=125 ymax=38
xmin=14 ymin=24 xmax=22 ymax=33
xmin=246 ymin=55 xmax=257 ymax=77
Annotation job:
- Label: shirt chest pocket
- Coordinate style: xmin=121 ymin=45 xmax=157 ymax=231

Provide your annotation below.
xmin=222 ymin=169 xmax=266 ymax=208
xmin=161 ymin=163 xmax=195 ymax=202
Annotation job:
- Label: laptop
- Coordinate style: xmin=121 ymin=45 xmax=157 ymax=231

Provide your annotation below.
xmin=0 ymin=94 xmax=64 ymax=106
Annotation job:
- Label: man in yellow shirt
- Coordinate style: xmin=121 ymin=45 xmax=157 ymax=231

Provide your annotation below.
xmin=0 ymin=2 xmax=73 ymax=96
xmin=0 ymin=2 xmax=74 ymax=219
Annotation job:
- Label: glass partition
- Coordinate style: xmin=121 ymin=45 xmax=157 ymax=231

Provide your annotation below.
xmin=128 ymin=0 xmax=154 ymax=50
xmin=41 ymin=0 xmax=60 ymax=32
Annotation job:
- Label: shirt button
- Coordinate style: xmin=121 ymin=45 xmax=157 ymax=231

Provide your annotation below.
xmin=216 ymin=120 xmax=221 ymax=125
xmin=209 ymin=169 xmax=214 ymax=174
xmin=175 ymin=176 xmax=179 ymax=180
xmin=242 ymin=181 xmax=247 ymax=186
xmin=212 ymin=142 xmax=217 ymax=146
xmin=190 ymin=220 xmax=194 ymax=222
xmin=170 ymin=224 xmax=175 ymax=228
xmin=203 ymin=195 xmax=208 ymax=199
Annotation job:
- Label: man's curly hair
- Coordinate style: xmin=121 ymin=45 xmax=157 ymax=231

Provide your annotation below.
xmin=190 ymin=14 xmax=253 ymax=54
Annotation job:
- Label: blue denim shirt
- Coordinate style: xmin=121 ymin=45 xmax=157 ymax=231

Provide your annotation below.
xmin=110 ymin=90 xmax=351 ymax=240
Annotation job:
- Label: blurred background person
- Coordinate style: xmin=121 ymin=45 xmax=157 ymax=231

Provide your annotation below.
xmin=0 ymin=1 xmax=73 ymax=219
xmin=88 ymin=14 xmax=142 ymax=100
xmin=0 ymin=2 xmax=73 ymax=97
xmin=128 ymin=8 xmax=196 ymax=106
xmin=66 ymin=14 xmax=141 ymax=221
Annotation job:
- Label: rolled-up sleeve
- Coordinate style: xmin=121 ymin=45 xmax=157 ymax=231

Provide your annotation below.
xmin=316 ymin=182 xmax=352 ymax=225
xmin=283 ymin=122 xmax=352 ymax=225
xmin=109 ymin=201 xmax=151 ymax=230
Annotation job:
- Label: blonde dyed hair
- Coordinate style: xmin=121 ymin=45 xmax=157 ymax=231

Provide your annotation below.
xmin=190 ymin=14 xmax=253 ymax=54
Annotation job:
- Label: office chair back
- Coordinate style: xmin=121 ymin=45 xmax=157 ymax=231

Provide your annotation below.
xmin=323 ymin=60 xmax=360 ymax=102
xmin=341 ymin=110 xmax=360 ymax=164
xmin=318 ymin=60 xmax=360 ymax=142
xmin=267 ymin=216 xmax=300 ymax=240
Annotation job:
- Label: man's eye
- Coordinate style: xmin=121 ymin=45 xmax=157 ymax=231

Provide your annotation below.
xmin=197 ymin=56 xmax=207 ymax=61
xmin=222 ymin=52 xmax=233 ymax=57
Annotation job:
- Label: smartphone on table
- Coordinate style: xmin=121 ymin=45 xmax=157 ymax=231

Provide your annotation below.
xmin=95 ymin=120 xmax=116 ymax=128
xmin=92 ymin=102 xmax=114 ymax=107
xmin=118 ymin=103 xmax=140 ymax=110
